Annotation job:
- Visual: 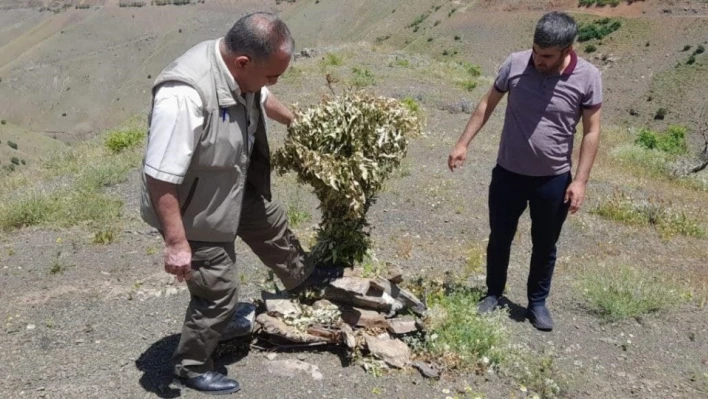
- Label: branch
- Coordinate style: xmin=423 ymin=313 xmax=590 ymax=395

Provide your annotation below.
xmin=688 ymin=161 xmax=708 ymax=174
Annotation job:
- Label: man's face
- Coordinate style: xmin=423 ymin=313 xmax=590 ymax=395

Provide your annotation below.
xmin=233 ymin=49 xmax=291 ymax=93
xmin=531 ymin=44 xmax=569 ymax=74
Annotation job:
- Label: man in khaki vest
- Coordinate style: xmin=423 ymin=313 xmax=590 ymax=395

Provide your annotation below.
xmin=140 ymin=12 xmax=341 ymax=395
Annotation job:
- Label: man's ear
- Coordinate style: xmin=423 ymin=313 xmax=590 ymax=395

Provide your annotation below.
xmin=234 ymin=55 xmax=252 ymax=69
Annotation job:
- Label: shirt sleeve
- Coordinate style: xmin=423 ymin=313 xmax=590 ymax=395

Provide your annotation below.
xmin=582 ymin=69 xmax=603 ymax=110
xmin=144 ymin=82 xmax=204 ymax=184
xmin=260 ymin=86 xmax=270 ymax=105
xmin=494 ymin=55 xmax=513 ymax=93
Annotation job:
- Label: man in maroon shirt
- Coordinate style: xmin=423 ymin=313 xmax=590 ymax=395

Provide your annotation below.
xmin=448 ymin=11 xmax=603 ymax=331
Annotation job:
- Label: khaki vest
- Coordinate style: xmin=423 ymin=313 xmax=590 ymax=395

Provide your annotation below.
xmin=140 ymin=39 xmax=272 ymax=242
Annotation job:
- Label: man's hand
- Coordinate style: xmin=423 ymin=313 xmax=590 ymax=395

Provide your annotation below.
xmin=448 ymin=144 xmax=468 ymax=172
xmin=164 ymin=239 xmax=192 ymax=282
xmin=564 ymin=180 xmax=586 ymax=214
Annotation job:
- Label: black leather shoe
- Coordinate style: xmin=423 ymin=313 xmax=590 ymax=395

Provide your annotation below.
xmin=288 ymin=266 xmax=345 ymax=295
xmin=175 ymin=371 xmax=241 ymax=395
xmin=527 ymin=304 xmax=554 ymax=331
xmin=476 ymin=295 xmax=500 ymax=314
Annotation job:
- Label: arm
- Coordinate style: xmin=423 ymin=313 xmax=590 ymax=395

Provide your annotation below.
xmin=263 ymin=91 xmax=294 ymax=126
xmin=448 ymin=86 xmax=506 ymax=171
xmin=144 ymin=83 xmax=204 ymax=281
xmin=565 ymin=106 xmax=601 ymax=214
xmin=146 ymin=176 xmax=192 ymax=281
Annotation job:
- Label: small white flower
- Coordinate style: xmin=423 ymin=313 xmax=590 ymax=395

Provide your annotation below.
xmin=442 ymin=388 xmax=450 ymax=394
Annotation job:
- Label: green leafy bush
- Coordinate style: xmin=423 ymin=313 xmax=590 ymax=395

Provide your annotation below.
xmin=635 ymin=126 xmax=687 ymax=155
xmin=578 ymin=18 xmax=622 ymax=42
xmin=105 ymin=128 xmax=145 ymax=153
xmin=273 ymin=92 xmax=421 ymax=266
xmin=351 ymin=67 xmax=375 ymax=87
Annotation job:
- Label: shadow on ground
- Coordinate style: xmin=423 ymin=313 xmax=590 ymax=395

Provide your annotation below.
xmin=135 ymin=334 xmax=251 ymax=398
xmin=500 ymin=297 xmax=529 ymax=323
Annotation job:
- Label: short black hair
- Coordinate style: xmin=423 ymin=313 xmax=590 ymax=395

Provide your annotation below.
xmin=534 ymin=11 xmax=577 ymax=49
xmin=224 ymin=12 xmax=295 ymax=62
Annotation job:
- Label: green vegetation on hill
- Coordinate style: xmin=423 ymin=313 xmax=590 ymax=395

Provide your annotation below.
xmin=0 ymin=121 xmax=146 ymax=243
xmin=578 ymin=0 xmax=621 ymax=7
xmin=577 ymin=18 xmax=622 ymax=42
xmin=635 ymin=125 xmax=688 ymax=155
xmin=580 ymin=263 xmax=688 ymax=322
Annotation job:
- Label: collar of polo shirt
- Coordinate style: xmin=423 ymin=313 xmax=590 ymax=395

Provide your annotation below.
xmin=527 ymin=49 xmax=578 ymax=76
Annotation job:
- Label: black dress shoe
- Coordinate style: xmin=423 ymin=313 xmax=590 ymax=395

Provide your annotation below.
xmin=175 ymin=371 xmax=241 ymax=395
xmin=527 ymin=304 xmax=554 ymax=331
xmin=288 ymin=266 xmax=345 ymax=295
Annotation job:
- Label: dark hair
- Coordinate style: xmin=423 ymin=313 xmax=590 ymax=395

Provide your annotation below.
xmin=533 ymin=11 xmax=577 ymax=49
xmin=224 ymin=12 xmax=295 ymax=62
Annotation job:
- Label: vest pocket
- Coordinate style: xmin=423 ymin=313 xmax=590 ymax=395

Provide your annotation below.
xmin=180 ymin=177 xmax=200 ymax=215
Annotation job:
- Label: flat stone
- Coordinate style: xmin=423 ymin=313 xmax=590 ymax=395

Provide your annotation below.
xmin=386 ymin=318 xmax=418 ymax=335
xmin=262 ymin=292 xmax=301 ymax=317
xmin=412 ymin=361 xmax=440 ymax=379
xmin=370 ymin=279 xmax=426 ymax=316
xmin=267 ymin=359 xmax=323 ymax=380
xmin=339 ymin=323 xmax=356 ymax=350
xmin=363 ymin=335 xmax=410 ymax=369
xmin=328 ymin=277 xmax=371 ymax=296
xmin=255 ymin=314 xmax=331 ymax=344
xmin=323 ymin=284 xmax=403 ymax=315
xmin=340 ymin=307 xmax=388 ymax=328
xmin=312 ymin=299 xmax=336 ymax=310
xmin=385 ymin=262 xmax=403 ymax=283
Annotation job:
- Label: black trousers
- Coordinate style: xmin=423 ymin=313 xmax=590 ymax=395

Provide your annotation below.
xmin=485 ymin=165 xmax=571 ymax=306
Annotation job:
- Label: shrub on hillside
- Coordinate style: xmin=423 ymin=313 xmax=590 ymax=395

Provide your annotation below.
xmin=577 ymin=18 xmax=622 ymax=42
xmin=578 ymin=0 xmax=621 ymax=6
xmin=654 ymin=107 xmax=668 ymax=120
xmin=105 ymin=128 xmax=145 ymax=153
xmin=585 ymin=44 xmax=597 ymax=53
xmin=10 ymin=157 xmax=20 ymax=166
xmin=7 ymin=141 xmax=17 ymax=150
xmin=119 ymin=1 xmax=145 ymax=7
xmin=694 ymin=45 xmax=705 ymax=55
xmin=273 ymin=91 xmax=421 ymax=267
xmin=635 ymin=126 xmax=687 ymax=155
xmin=351 ymin=67 xmax=375 ymax=88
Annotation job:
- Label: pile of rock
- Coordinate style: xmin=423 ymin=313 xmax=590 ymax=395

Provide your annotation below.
xmin=224 ymin=268 xmax=437 ymax=375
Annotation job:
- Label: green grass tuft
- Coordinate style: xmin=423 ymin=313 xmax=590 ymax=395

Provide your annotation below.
xmin=580 ymin=264 xmax=687 ymax=322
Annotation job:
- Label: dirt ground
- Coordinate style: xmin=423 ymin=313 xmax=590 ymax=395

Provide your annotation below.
xmin=0 ymin=1 xmax=707 ymax=398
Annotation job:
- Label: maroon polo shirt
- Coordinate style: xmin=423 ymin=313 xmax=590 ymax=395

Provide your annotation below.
xmin=493 ymin=49 xmax=603 ymax=177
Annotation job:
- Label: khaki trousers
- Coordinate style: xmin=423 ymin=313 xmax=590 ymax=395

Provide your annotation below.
xmin=173 ymin=194 xmax=315 ymax=378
